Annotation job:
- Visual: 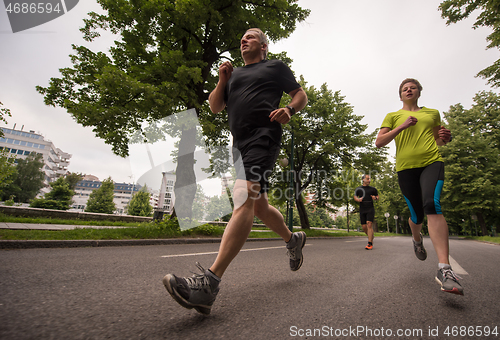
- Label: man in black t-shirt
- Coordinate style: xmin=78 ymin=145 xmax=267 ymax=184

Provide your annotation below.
xmin=163 ymin=28 xmax=308 ymax=315
xmin=354 ymin=174 xmax=379 ymax=250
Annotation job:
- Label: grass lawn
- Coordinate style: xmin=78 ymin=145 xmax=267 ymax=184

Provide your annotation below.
xmin=0 ymin=214 xmax=498 ymax=244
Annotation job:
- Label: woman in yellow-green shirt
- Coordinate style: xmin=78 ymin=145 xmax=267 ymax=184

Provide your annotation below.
xmin=376 ymin=78 xmax=463 ymax=296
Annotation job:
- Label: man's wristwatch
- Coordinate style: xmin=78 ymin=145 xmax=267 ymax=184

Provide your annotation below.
xmin=285 ymin=105 xmax=296 ymax=116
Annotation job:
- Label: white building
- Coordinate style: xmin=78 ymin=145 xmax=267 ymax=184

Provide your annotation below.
xmin=150 ymin=171 xmax=176 ymax=214
xmin=0 ymin=126 xmax=71 ymax=190
xmin=71 ymin=172 xmax=177 ymax=215
xmin=71 ymin=175 xmax=142 ymax=215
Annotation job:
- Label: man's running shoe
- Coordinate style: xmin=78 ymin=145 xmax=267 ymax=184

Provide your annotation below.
xmin=435 ymin=267 xmax=464 ymax=296
xmin=163 ymin=262 xmax=220 ymax=315
xmin=286 ymin=231 xmax=306 ymax=271
xmin=365 ymin=243 xmax=373 ymax=250
xmin=413 ymin=232 xmax=427 ymax=261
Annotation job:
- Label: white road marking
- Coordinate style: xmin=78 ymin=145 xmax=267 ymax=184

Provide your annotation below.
xmin=161 ymin=244 xmax=311 ymax=258
xmin=449 ymin=255 xmax=468 ymax=275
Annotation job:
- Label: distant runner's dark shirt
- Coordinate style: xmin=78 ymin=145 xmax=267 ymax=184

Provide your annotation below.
xmin=355 ymin=185 xmax=379 ymax=210
xmin=224 ymin=59 xmax=301 ymax=149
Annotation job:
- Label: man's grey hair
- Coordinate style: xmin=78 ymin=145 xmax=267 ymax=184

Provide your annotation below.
xmin=246 ymin=28 xmax=268 ymax=59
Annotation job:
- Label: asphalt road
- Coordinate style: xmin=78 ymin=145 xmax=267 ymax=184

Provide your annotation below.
xmin=1 ymin=236 xmax=499 ymax=339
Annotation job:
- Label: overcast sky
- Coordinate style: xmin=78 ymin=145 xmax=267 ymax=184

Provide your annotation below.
xmin=0 ymin=0 xmax=497 ymax=196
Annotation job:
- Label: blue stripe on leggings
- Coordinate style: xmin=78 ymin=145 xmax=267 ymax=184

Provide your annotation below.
xmin=434 ymin=180 xmax=444 ymax=214
xmin=403 ymin=195 xmax=418 ymax=224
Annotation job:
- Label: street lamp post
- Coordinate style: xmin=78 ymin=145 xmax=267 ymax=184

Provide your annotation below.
xmin=288 ymin=129 xmax=294 ymax=232
xmin=384 ymin=212 xmax=390 ymax=232
xmin=154 ymin=172 xmax=167 ymax=221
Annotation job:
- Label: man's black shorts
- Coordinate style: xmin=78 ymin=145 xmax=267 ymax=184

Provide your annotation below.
xmin=360 ymin=208 xmax=375 ymax=225
xmin=232 ymin=137 xmax=280 ymax=193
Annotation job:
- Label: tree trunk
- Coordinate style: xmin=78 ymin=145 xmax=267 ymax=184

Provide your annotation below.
xmin=173 ymin=126 xmax=197 ymax=222
xmin=477 ymin=212 xmax=489 ymax=236
xmin=296 ymin=193 xmax=310 ymax=229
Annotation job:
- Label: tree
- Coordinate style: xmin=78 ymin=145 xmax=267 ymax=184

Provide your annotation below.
xmin=85 ymin=177 xmax=116 ymax=214
xmin=274 ymin=79 xmax=386 ymax=229
xmin=373 ymin=161 xmax=411 ymax=234
xmin=440 ymin=91 xmax=500 ymax=235
xmin=64 ymin=172 xmax=83 ymax=191
xmin=439 ymin=0 xmax=500 ymax=86
xmin=191 ymin=184 xmax=208 ymax=221
xmin=0 ymin=101 xmax=11 ymax=137
xmin=1 ymin=153 xmax=45 ymax=203
xmin=205 ymin=195 xmax=232 ymax=222
xmin=327 ymin=167 xmax=363 ymax=233
xmin=0 ymin=148 xmax=16 ymax=197
xmin=127 ymin=186 xmax=153 ymax=216
xmin=30 ymin=177 xmax=75 ymax=210
xmin=307 ymin=205 xmax=335 ymax=228
xmin=37 ymin=0 xmax=310 ymax=221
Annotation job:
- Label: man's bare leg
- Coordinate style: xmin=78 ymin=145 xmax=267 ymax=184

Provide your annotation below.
xmin=209 ymin=179 xmax=260 ymax=278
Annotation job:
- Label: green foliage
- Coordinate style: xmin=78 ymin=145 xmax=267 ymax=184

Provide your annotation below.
xmin=37 ymin=0 xmax=310 ymax=157
xmin=29 ymin=199 xmax=69 ymax=210
xmin=1 ymin=153 xmax=45 ymax=203
xmin=127 ymin=187 xmax=153 ymax=217
xmin=64 ymin=172 xmax=83 ymax=191
xmin=0 ymin=101 xmax=12 ymax=137
xmin=4 ymin=198 xmax=15 ymax=206
xmin=190 ymin=224 xmax=224 ymax=236
xmin=440 ymin=91 xmax=500 ymax=235
xmin=439 ymin=0 xmax=500 ymax=86
xmin=372 ymin=162 xmax=411 ymax=234
xmin=205 ymin=194 xmax=232 ymax=222
xmin=36 ymin=0 xmax=310 ymax=221
xmin=307 ymin=205 xmax=335 ymax=228
xmin=191 ymin=184 xmax=207 ymax=221
xmin=29 ymin=177 xmax=76 ymax=210
xmin=0 ymin=148 xmax=16 ymax=196
xmin=0 ymin=213 xmax=145 ymax=226
xmin=85 ymin=177 xmax=116 ymax=214
xmin=273 ymin=79 xmax=386 ymax=229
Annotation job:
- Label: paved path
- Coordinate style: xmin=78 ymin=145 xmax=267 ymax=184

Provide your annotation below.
xmin=1 ymin=237 xmax=499 ymax=339
xmin=0 ymin=223 xmax=127 ymax=230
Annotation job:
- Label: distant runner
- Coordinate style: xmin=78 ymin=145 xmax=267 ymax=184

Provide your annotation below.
xmin=354 ymin=174 xmax=379 ymax=250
